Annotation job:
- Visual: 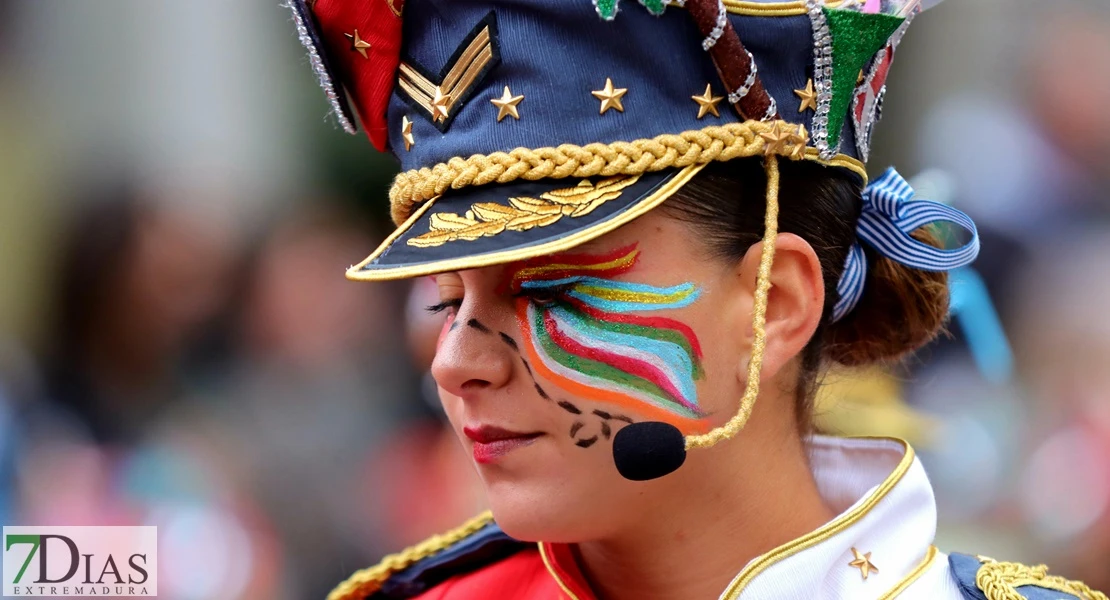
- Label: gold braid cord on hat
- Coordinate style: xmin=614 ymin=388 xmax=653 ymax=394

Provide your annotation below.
xmin=388 ymin=120 xmax=864 ymax=225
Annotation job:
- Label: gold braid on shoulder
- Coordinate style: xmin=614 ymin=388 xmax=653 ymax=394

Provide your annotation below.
xmin=388 ymin=120 xmax=865 ymax=225
xmin=976 ymin=556 xmax=1108 ymax=600
xmin=327 ymin=511 xmax=495 ymax=600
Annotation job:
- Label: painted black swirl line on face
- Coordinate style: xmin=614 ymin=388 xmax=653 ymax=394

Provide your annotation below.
xmin=557 ymin=401 xmax=582 ymax=415
xmin=498 ymin=330 xmax=622 ymax=449
xmin=467 ymin=318 xmax=491 ymax=334
xmin=594 ymin=409 xmax=634 ymax=424
xmin=498 ymin=332 xmax=518 ymax=351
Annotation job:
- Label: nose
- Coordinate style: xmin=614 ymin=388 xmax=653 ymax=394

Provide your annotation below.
xmin=431 ymin=312 xmax=516 ymax=398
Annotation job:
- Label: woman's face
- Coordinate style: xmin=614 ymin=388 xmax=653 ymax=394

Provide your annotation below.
xmin=429 ymin=210 xmax=753 ymax=541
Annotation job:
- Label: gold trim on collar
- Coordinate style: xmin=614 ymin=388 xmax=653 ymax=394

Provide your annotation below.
xmin=878 ymin=545 xmax=938 ymax=600
xmin=722 ymin=0 xmax=848 ymax=16
xmin=719 ymin=438 xmax=916 ymax=599
xmin=347 ymin=164 xmax=706 ymax=281
xmin=539 ymin=543 xmax=583 ymax=600
xmin=325 ymin=511 xmax=495 ymax=600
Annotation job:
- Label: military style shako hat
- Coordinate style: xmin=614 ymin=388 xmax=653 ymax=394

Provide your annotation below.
xmin=290 ymin=0 xmax=979 ymax=481
xmin=289 ymin=0 xmax=934 ymax=280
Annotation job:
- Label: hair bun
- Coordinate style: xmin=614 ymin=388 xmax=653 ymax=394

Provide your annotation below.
xmin=822 ymin=228 xmax=950 ymax=366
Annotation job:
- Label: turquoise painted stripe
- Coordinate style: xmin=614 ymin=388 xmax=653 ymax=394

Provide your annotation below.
xmin=551 ymin=305 xmax=699 ymax=406
xmin=519 ymin=277 xmax=699 ymax=313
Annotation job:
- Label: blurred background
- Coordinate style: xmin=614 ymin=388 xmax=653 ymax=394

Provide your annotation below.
xmin=0 ymin=0 xmax=1108 ymax=597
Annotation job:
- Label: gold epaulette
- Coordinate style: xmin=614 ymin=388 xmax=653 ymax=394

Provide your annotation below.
xmin=327 ymin=511 xmax=495 ymax=600
xmin=975 ymin=556 xmax=1108 ymax=600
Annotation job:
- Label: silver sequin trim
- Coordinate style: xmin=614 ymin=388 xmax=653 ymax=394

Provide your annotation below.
xmin=762 ymin=97 xmax=778 ymax=122
xmin=805 ymin=0 xmax=836 ymax=160
xmin=727 ymin=50 xmax=758 ymax=104
xmin=285 ymin=1 xmax=357 ymax=135
xmin=701 ymin=0 xmax=728 ymax=51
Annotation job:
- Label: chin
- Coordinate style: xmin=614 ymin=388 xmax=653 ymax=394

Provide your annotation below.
xmin=480 ymin=470 xmax=622 ymax=543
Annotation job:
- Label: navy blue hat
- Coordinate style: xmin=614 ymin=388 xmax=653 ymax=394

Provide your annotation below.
xmin=290 ymin=0 xmax=926 ymax=281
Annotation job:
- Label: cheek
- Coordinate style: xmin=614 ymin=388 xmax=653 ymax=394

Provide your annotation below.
xmin=518 ymin=298 xmax=711 ymax=434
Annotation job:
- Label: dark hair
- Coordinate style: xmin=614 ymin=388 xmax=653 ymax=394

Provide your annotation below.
xmin=661 ymin=158 xmax=949 ymax=432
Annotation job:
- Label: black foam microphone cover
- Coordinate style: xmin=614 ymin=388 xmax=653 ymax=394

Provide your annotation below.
xmin=612 ymin=421 xmax=686 ymax=481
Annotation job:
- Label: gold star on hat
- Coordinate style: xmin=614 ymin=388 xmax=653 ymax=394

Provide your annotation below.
xmin=691 ymin=84 xmax=724 ymax=119
xmin=431 ymin=86 xmax=452 ymax=123
xmin=787 ymin=124 xmax=809 ymax=160
xmin=343 ymin=29 xmax=371 ymax=59
xmin=760 ymin=121 xmax=793 ymax=156
xmin=490 ymin=86 xmax=524 ymax=122
xmin=848 ymin=548 xmax=879 ymax=580
xmin=401 ymin=115 xmax=415 ymax=151
xmin=591 ymin=78 xmax=627 ymax=115
xmin=794 ymin=79 xmax=817 ymax=113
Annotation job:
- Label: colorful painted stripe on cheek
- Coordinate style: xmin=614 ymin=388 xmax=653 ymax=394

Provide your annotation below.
xmin=519 ymin=300 xmax=707 ymax=428
xmin=539 ymin=305 xmax=700 ymax=416
xmin=512 ymin=244 xmax=707 ymax=424
xmin=519 ymin=277 xmax=700 ymax=313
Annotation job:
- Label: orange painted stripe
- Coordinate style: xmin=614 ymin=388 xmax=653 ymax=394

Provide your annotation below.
xmin=520 ymin=309 xmax=710 ymax=434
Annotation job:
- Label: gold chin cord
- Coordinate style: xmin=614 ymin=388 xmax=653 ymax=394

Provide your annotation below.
xmin=684 ymin=154 xmax=780 ymax=452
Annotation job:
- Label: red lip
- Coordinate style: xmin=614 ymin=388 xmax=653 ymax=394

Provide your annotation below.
xmin=463 ymin=425 xmax=543 ymax=464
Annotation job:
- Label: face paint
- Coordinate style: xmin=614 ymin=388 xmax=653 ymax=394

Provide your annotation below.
xmin=511 ymin=245 xmax=707 ymax=428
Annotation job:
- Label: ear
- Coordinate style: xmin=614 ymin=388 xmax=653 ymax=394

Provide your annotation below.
xmin=735 ymin=233 xmax=825 ymax=382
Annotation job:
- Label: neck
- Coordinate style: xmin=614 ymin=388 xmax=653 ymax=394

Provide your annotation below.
xmin=573 ymin=410 xmax=834 ymax=600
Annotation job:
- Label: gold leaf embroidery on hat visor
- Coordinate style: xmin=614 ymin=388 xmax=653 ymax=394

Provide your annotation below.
xmin=407 ymin=176 xmax=642 ymax=248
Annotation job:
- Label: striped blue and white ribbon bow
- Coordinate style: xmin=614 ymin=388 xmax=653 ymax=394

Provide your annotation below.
xmin=832 ymin=167 xmax=980 ymax=322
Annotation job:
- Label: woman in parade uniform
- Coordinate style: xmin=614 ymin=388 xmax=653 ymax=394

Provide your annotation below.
xmin=288 ymin=0 xmax=1108 ymax=598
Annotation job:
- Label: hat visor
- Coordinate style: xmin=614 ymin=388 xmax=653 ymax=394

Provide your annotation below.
xmin=347 ymin=164 xmax=706 ymax=281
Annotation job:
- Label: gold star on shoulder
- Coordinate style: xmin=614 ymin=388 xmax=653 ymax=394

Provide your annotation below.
xmin=794 ymin=79 xmax=817 ymax=113
xmin=344 ymin=29 xmax=372 ymax=59
xmin=490 ymin=86 xmax=524 ymax=122
xmin=691 ymin=84 xmax=724 ymax=119
xmin=848 ymin=548 xmax=879 ymax=580
xmin=430 ymin=86 xmax=452 ymax=123
xmin=401 ymin=115 xmax=415 ymax=152
xmin=592 ymin=78 xmax=627 ymax=115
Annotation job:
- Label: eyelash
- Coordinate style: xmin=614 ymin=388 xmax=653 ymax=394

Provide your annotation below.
xmin=425 ymin=299 xmax=462 ymax=314
xmin=512 ymin=283 xmax=575 ymax=307
xmin=425 ymin=283 xmax=575 ymax=314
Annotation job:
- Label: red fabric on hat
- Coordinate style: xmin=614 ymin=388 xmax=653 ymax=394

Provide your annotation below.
xmin=312 ymin=0 xmax=403 ymax=151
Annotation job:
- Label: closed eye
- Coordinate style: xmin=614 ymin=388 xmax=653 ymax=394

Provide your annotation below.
xmin=425 ymin=298 xmax=463 ymax=314
xmin=512 ymin=283 xmax=576 ymax=308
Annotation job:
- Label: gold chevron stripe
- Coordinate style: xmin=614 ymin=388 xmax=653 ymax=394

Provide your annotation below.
xmin=397 ymin=24 xmax=494 ymax=122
